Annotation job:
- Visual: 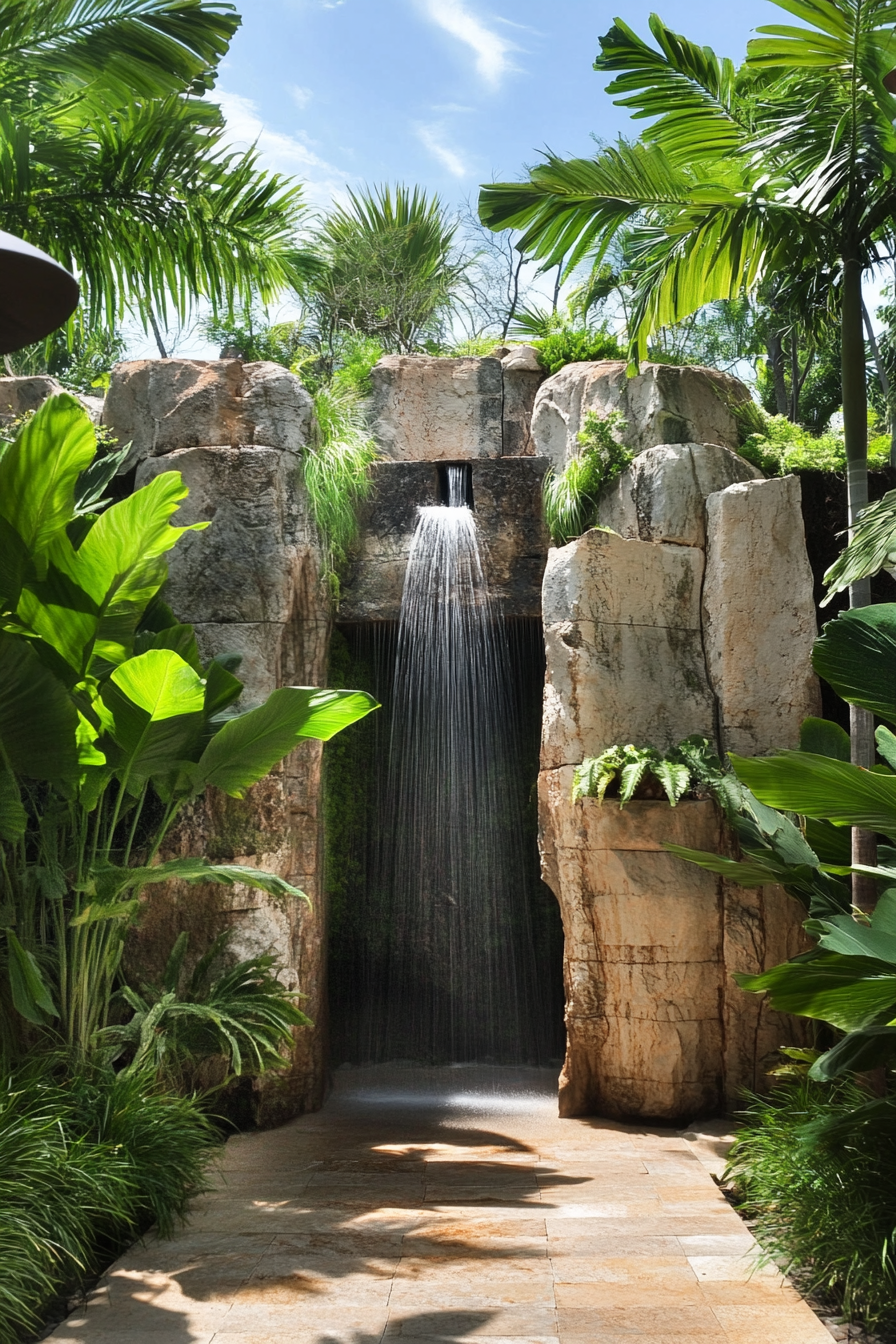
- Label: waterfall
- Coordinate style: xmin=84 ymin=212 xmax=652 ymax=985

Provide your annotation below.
xmin=364 ymin=466 xmax=552 ymax=1064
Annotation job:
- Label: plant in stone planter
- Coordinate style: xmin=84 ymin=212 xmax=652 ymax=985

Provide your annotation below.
xmin=572 ymin=734 xmax=723 ymax=806
xmin=0 ymin=394 xmax=377 ymax=1059
xmin=542 ymin=409 xmax=630 ymax=545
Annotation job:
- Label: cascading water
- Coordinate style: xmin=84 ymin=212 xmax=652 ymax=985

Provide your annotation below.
xmin=339 ymin=465 xmax=556 ymax=1065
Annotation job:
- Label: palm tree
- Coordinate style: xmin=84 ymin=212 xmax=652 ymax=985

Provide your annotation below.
xmin=479 ymin=0 xmax=896 ymax=893
xmin=309 ymin=185 xmax=465 ymax=355
xmin=0 ymin=1 xmax=306 ymax=332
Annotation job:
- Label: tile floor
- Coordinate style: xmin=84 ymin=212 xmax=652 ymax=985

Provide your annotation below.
xmin=48 ymin=1066 xmax=831 ymax=1344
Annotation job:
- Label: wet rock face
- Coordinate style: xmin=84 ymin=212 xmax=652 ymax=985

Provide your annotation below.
xmin=539 ymin=459 xmax=820 ymax=1121
xmin=531 ymin=360 xmax=754 ymax=468
xmin=103 ymin=358 xmax=313 ymax=467
xmin=338 ymin=458 xmax=550 ymax=622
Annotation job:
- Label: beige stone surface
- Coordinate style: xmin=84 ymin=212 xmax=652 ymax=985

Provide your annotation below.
xmin=502 ymin=347 xmax=545 ymax=456
xmin=538 ymin=770 xmax=812 ymax=1122
xmin=703 ymin=475 xmax=821 ymax=756
xmin=47 ymin=1069 xmax=830 ymax=1343
xmin=597 ymin=442 xmax=762 ymax=548
xmin=0 ymin=373 xmax=65 ymax=418
xmin=130 ymin=439 xmax=332 ymax=1126
xmin=541 ymin=529 xmax=715 ymax=768
xmin=531 ymin=361 xmax=753 ymax=469
xmin=103 ymin=358 xmax=313 ymax=466
xmin=370 ymin=355 xmax=504 ymax=460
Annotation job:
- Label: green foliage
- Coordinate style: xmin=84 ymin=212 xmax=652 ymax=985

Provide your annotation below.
xmin=572 ymin=735 xmax=722 ymax=807
xmin=535 ymin=327 xmax=624 ymax=375
xmin=542 ymin=409 xmax=630 ymax=545
xmin=310 ymin=184 xmax=464 ymax=354
xmin=727 ymin=1077 xmax=896 ymax=1332
xmin=0 ymin=1054 xmax=216 ymax=1342
xmin=0 ymin=393 xmax=378 ymax=1056
xmin=5 ymin=326 xmax=125 ymax=393
xmin=103 ymin=931 xmax=310 ymax=1084
xmin=739 ymin=415 xmax=891 ymax=475
xmin=823 ymin=490 xmax=896 ymax=604
xmin=205 ymin=311 xmax=308 ymax=368
xmin=303 ymin=381 xmax=378 ymax=594
xmin=0 ymin=2 xmax=306 ymax=329
xmin=446 ymin=335 xmax=505 ymax=357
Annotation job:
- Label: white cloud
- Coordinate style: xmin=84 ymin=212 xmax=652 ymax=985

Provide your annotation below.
xmin=416 ymin=123 xmax=468 ymax=177
xmin=288 ymin=84 xmax=313 ymax=110
xmin=420 ymin=0 xmax=518 ymax=89
xmin=216 ymin=89 xmax=349 ymax=208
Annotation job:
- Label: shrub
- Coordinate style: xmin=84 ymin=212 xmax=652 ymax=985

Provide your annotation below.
xmin=535 ymin=327 xmax=624 ymax=375
xmin=0 ymin=1057 xmax=216 ymax=1342
xmin=542 ymin=409 xmax=630 ymax=545
xmin=740 ymin=414 xmax=891 ymax=474
xmin=727 ymin=1076 xmax=896 ymax=1332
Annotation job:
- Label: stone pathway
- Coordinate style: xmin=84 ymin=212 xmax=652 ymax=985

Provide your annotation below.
xmin=50 ymin=1067 xmax=832 ymax=1344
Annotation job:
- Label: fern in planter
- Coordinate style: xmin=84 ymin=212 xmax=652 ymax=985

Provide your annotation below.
xmin=543 ymin=409 xmax=630 ymax=545
xmin=572 ymin=736 xmax=726 ymax=807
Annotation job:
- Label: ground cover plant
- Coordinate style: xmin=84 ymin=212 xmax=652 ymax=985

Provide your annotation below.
xmin=572 ymin=735 xmax=728 ymax=806
xmin=0 ymin=1054 xmax=216 ymax=1343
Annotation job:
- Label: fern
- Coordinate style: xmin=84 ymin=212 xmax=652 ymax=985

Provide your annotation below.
xmin=572 ymin=735 xmax=724 ymax=807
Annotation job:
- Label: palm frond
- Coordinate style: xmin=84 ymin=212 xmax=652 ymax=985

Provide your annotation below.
xmin=822 ymin=488 xmax=896 ymax=603
xmin=596 ymin=14 xmax=750 ymax=163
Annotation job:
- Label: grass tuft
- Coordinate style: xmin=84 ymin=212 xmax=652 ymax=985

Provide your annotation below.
xmin=727 ymin=1076 xmax=896 ymax=1333
xmin=303 ymin=382 xmax=378 ymax=595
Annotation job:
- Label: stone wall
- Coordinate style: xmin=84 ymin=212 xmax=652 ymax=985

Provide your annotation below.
xmin=534 ymin=364 xmax=820 ymax=1121
xmin=107 ymin=360 xmax=332 ymax=1126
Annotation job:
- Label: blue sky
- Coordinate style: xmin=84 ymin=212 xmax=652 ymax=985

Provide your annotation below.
xmin=215 ymin=0 xmax=780 ymax=209
xmin=150 ymin=0 xmax=787 ymax=356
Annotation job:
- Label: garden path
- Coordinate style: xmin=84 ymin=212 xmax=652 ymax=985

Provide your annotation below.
xmin=49 ymin=1067 xmax=831 ymax=1344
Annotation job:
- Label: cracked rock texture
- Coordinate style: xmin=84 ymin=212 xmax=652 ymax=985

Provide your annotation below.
xmin=121 ymin=360 xmax=331 ymax=1126
xmin=531 ymin=360 xmax=754 ymax=468
xmin=539 ymin=454 xmax=819 ymax=1120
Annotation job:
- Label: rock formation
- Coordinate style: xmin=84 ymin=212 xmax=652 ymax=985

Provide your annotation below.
xmin=533 ymin=363 xmax=820 ymax=1120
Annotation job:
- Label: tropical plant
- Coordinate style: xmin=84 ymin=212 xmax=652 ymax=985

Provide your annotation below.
xmin=740 ymin=414 xmax=890 ymax=476
xmin=103 ymin=931 xmax=309 ymax=1083
xmin=0 ymin=393 xmax=377 ymax=1057
xmin=823 ymin=486 xmax=896 ymax=603
xmin=308 ymin=184 xmax=465 ymax=354
xmin=0 ymin=1 xmax=307 ymax=331
xmin=543 ymin=409 xmax=630 ymax=545
xmin=0 ymin=1053 xmax=216 ymax=1343
xmin=573 ymin=735 xmax=726 ymax=807
xmin=726 ymin=1074 xmax=896 ymax=1332
xmin=302 ymin=381 xmax=378 ymax=597
xmin=479 ymin=1 xmax=896 ymax=623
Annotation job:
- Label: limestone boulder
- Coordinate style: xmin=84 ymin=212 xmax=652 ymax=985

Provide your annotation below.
xmin=103 ymin=358 xmax=313 ymax=466
xmin=597 ymin=442 xmax=762 ymax=548
xmin=703 ymin=475 xmax=821 ymax=756
xmin=538 ymin=769 xmax=813 ymax=1120
xmin=531 ymin=361 xmax=753 ymax=469
xmin=131 ymin=437 xmax=331 ymax=1126
xmin=0 ymin=375 xmax=65 ymax=421
xmin=541 ymin=528 xmax=715 ymax=768
xmin=370 ymin=355 xmax=504 ymax=460
xmin=501 ymin=347 xmax=545 ymax=456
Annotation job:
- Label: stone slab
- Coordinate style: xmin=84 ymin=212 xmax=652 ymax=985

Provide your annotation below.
xmin=370 ymin=355 xmax=504 ymax=460
xmin=703 ymin=475 xmax=821 ymax=756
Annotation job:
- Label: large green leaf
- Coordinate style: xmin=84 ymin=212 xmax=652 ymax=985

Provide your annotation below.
xmin=735 ymin=952 xmax=896 ymax=1030
xmin=0 ymin=631 xmax=79 ymax=785
xmin=799 ymin=715 xmax=851 ymax=760
xmin=809 ymin=1025 xmax=896 ymax=1080
xmin=664 ymin=843 xmax=782 ymax=887
xmin=100 ymin=648 xmax=205 ymax=782
xmin=197 ymin=687 xmax=378 ymax=799
xmin=731 ymin=750 xmax=896 ymax=834
xmin=812 ymin=605 xmax=896 ymax=724
xmin=48 ymin=471 xmax=207 ymax=671
xmin=94 ymin=856 xmax=310 ymax=904
xmin=5 ymin=930 xmax=58 ymax=1025
xmin=0 ymin=395 xmax=95 ymax=573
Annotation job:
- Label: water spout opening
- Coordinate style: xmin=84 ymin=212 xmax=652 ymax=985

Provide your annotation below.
xmin=438 ymin=462 xmax=473 ymax=509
